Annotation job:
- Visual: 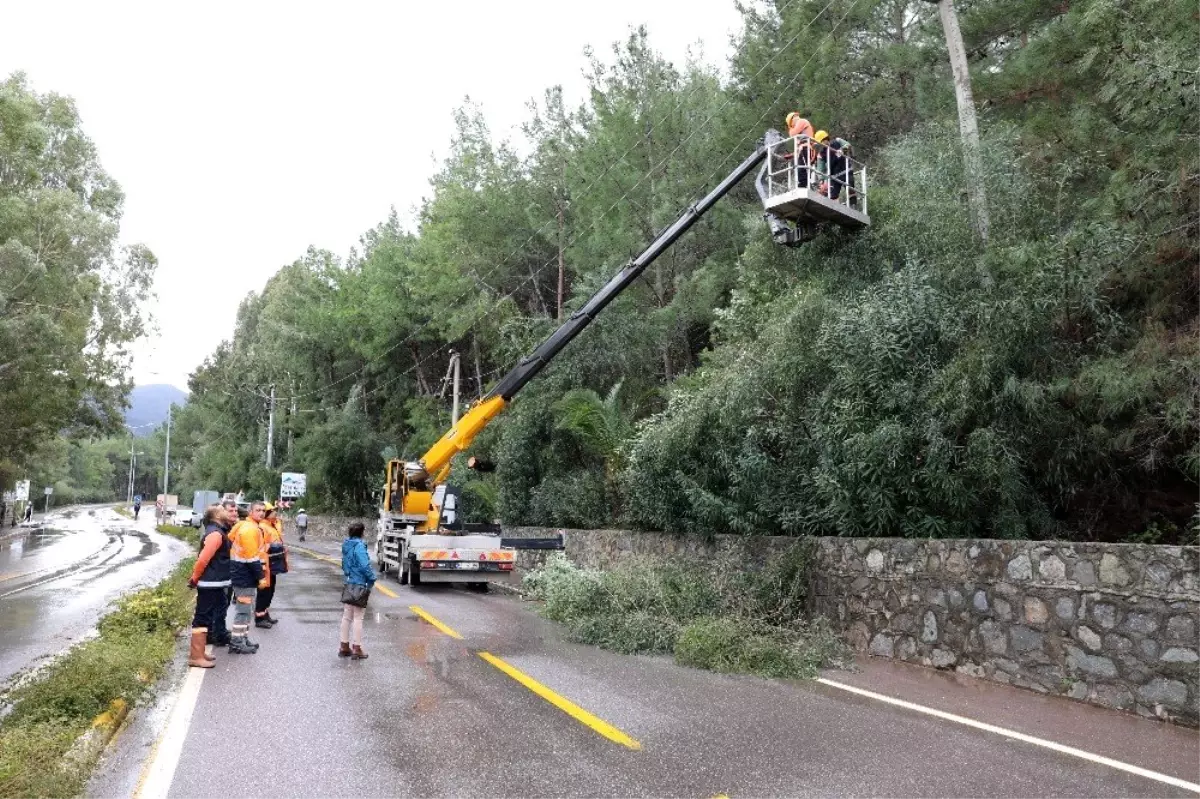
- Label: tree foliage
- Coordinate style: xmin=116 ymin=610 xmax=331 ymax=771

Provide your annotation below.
xmin=147 ymin=2 xmax=1194 ymax=541
xmin=0 ymin=74 xmax=156 ymax=489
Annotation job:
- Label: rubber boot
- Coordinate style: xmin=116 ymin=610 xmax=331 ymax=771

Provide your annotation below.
xmin=338 ymin=642 xmax=352 ymax=658
xmin=188 ymin=630 xmax=215 ymax=668
xmin=208 ymin=631 xmax=230 ymax=647
xmin=264 ymin=612 xmax=279 ymax=624
xmin=228 ymin=635 xmax=258 ymax=654
xmin=351 ymin=645 xmax=368 ymax=660
xmin=254 ymin=615 xmax=275 ymax=629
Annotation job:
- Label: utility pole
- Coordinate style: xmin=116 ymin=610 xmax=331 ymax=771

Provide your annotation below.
xmin=929 ymin=0 xmax=990 ymax=245
xmin=163 ymin=407 xmax=172 ymax=497
xmin=288 ymin=395 xmax=297 ymax=463
xmin=266 ymin=385 xmax=276 ymax=468
xmin=451 ymin=351 xmax=461 ymax=425
xmin=127 ymin=437 xmax=135 ymax=503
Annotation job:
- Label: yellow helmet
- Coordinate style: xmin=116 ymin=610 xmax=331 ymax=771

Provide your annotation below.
xmin=785 ymin=112 xmax=800 ymax=127
xmin=262 ymin=502 xmax=275 ymax=513
xmin=814 ymin=130 xmax=829 ymax=143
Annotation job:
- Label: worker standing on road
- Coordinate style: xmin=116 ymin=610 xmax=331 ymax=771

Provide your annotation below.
xmin=255 ymin=503 xmax=287 ymax=627
xmin=133 ymin=495 xmax=142 ymax=521
xmin=227 ymin=501 xmax=268 ymax=654
xmin=295 ymin=508 xmax=308 ymax=541
xmin=339 ymin=522 xmax=376 ymax=660
xmin=207 ymin=498 xmax=239 ymax=647
xmin=185 ymin=505 xmax=232 ymax=668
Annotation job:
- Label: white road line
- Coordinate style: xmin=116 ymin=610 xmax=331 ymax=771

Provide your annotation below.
xmin=816 ymin=677 xmax=1200 ymax=794
xmin=134 ymin=665 xmax=207 ymax=799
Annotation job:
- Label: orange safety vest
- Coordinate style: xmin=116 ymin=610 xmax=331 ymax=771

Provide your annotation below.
xmin=261 ymin=518 xmax=289 ymax=574
xmin=229 ymin=518 xmax=268 ymax=587
xmin=787 ymin=116 xmax=814 ymax=140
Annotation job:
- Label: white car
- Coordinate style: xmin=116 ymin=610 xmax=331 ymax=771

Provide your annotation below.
xmin=173 ymin=507 xmax=194 ymax=527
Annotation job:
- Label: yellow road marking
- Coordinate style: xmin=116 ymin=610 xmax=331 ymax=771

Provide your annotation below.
xmin=409 ymin=605 xmax=463 ymax=639
xmin=479 ymin=652 xmax=642 ymax=750
xmin=292 ymin=545 xmax=396 ymax=597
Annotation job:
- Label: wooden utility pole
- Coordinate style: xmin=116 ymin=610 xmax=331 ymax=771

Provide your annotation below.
xmin=930 ymin=0 xmax=990 ymax=245
xmin=266 ymin=385 xmax=276 ymax=468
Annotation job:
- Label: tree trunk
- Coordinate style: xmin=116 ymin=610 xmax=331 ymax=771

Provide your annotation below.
xmin=936 ymin=0 xmax=990 ymax=246
xmin=411 ymin=343 xmax=431 ymax=396
xmin=556 ymin=201 xmax=565 ymax=321
xmin=472 ymin=333 xmax=484 ymax=398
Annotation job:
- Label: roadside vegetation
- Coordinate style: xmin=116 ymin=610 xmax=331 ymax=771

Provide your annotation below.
xmin=155 ymin=523 xmax=195 ymax=544
xmin=0 ymin=559 xmax=194 ymax=799
xmin=523 ymin=549 xmax=850 ymax=679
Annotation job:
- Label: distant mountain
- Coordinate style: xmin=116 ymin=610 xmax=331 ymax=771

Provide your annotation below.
xmin=125 ymin=384 xmax=188 ymax=434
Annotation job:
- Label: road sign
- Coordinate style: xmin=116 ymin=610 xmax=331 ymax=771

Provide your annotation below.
xmin=280 ymin=472 xmax=307 ymax=499
xmin=15 ymin=481 xmax=29 ymax=501
xmin=43 ymin=486 xmax=53 ymax=496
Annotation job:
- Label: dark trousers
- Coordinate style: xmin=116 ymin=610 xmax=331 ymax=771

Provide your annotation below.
xmin=209 ymin=587 xmax=231 ymax=643
xmin=192 ymin=587 xmax=227 ymax=630
xmin=829 ymin=154 xmax=856 ymax=204
xmin=255 ymin=574 xmax=277 ymax=614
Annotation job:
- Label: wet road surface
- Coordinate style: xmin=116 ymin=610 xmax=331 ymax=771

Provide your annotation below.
xmin=0 ymin=505 xmax=192 ymax=686
xmin=95 ymin=538 xmax=1200 ymax=799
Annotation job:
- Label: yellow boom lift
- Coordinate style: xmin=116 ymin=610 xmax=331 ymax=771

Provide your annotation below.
xmin=376 ymin=129 xmax=869 ymax=587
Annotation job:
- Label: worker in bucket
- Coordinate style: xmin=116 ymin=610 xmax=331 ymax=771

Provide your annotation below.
xmin=782 ymin=112 xmax=816 ymax=188
xmin=227 ymin=501 xmax=268 ymax=653
xmin=814 ymin=130 xmax=856 ymax=205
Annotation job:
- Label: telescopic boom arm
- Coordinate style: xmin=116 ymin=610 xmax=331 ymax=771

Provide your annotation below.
xmin=410 ymin=142 xmax=771 ymax=483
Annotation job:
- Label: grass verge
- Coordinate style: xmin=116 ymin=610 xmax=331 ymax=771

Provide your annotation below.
xmin=0 ymin=557 xmax=196 ymax=798
xmin=111 ymin=504 xmax=133 ymax=520
xmin=155 ymin=524 xmax=195 ymax=543
xmin=523 ymin=545 xmax=851 ymax=680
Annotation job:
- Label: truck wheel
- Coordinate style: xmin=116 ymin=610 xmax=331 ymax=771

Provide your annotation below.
xmin=399 ymin=558 xmax=409 ymax=585
xmin=409 ymin=558 xmax=421 ymax=586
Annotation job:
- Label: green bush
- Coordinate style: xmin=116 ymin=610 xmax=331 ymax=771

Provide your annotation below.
xmin=0 ymin=558 xmax=195 ymax=798
xmin=523 ymin=548 xmax=849 ymax=678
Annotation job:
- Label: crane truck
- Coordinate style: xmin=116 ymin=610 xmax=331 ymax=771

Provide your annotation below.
xmin=376 ymin=128 xmax=869 ymax=587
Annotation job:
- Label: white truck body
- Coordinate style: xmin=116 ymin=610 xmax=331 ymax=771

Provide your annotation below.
xmin=375 ymin=486 xmax=514 ymax=586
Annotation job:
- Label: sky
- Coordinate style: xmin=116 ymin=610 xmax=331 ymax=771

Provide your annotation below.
xmin=1 ymin=1 xmax=744 ymax=391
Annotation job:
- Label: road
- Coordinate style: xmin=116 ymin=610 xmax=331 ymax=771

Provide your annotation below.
xmin=89 ymin=538 xmax=1200 ymax=799
xmin=0 ymin=505 xmax=193 ymax=686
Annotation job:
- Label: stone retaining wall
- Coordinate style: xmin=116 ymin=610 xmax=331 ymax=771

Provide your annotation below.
xmin=282 ymin=514 xmax=369 ymax=542
xmin=810 ymin=537 xmax=1198 ymax=726
xmin=502 ymin=526 xmax=1200 ymax=725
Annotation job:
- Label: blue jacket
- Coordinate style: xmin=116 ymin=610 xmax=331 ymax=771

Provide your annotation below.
xmin=342 ymin=537 xmax=376 ymax=587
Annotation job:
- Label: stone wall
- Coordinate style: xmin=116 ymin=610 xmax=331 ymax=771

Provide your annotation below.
xmin=810 ymin=537 xmax=1199 ymax=725
xmin=501 ymin=526 xmax=1199 ymax=725
xmin=501 ymin=526 xmax=802 ymax=573
xmin=282 ymin=514 xmax=370 ymax=542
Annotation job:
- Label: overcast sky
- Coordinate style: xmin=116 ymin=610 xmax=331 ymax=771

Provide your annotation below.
xmin=1 ymin=1 xmax=743 ymax=391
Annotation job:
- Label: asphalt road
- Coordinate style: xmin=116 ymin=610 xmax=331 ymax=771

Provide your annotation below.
xmin=0 ymin=505 xmax=192 ymax=686
xmin=91 ymin=540 xmax=1200 ymax=799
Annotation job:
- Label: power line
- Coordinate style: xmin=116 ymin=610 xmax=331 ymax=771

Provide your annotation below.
xmin=242 ymin=0 xmax=820 ymax=405
xmin=195 ymin=0 xmax=853 ymax=420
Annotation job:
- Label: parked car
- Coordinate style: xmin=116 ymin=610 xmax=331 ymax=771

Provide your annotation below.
xmin=173 ymin=507 xmax=194 ymax=527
